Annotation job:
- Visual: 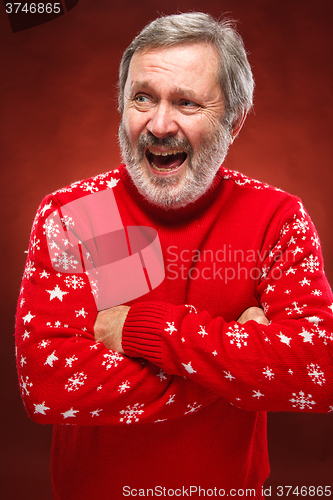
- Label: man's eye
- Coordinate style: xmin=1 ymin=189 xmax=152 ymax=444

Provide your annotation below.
xmin=135 ymin=95 xmax=151 ymax=103
xmin=180 ymin=100 xmax=199 ymax=110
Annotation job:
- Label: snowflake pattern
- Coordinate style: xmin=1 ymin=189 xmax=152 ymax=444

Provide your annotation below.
xmin=226 ymin=324 xmax=248 ymax=348
xmin=64 ymin=275 xmax=85 ymax=289
xmin=301 ymin=255 xmax=320 ymax=273
xmin=307 ymin=364 xmax=325 ymax=385
xmin=263 ymin=367 xmax=274 ymax=380
xmin=119 ymin=403 xmax=144 ymax=424
xmin=65 ymin=372 xmax=87 ymax=392
xmin=53 ymin=251 xmax=80 ymax=271
xmin=118 ymin=380 xmax=130 ymax=393
xmin=81 ymin=181 xmax=99 ymax=194
xmin=156 ymin=368 xmax=167 ymax=381
xmin=292 ymin=218 xmax=309 ymax=235
xmin=285 ymin=301 xmax=307 ymax=316
xmin=20 ymin=376 xmax=33 ymax=396
xmin=43 ymin=218 xmax=60 ymax=239
xmin=102 ymin=352 xmax=123 ymax=370
xmin=289 ymin=391 xmax=316 ymax=410
xmin=65 ymin=355 xmax=78 ymax=367
xmin=61 ymin=215 xmax=75 ymax=229
xmin=24 ymin=260 xmax=36 ymax=279
xmin=184 ymin=402 xmax=202 ymax=414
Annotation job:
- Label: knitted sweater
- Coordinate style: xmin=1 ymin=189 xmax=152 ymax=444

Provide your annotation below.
xmin=15 ymin=165 xmax=333 ymax=499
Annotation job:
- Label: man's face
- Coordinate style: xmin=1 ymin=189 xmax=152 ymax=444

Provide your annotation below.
xmin=119 ymin=42 xmax=232 ymax=209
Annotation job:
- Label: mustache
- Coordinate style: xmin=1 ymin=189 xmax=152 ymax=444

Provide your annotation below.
xmin=136 ymin=133 xmax=193 ymax=157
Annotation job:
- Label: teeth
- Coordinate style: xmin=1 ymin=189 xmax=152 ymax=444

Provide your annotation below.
xmin=149 ymin=149 xmax=182 ymax=156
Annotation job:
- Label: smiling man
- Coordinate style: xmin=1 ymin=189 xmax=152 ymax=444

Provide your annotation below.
xmin=16 ymin=12 xmax=333 ymax=500
xmin=118 ymin=42 xmax=233 ymax=209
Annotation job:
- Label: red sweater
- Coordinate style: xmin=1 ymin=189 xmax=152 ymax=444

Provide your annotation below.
xmin=15 ymin=165 xmax=333 ymax=499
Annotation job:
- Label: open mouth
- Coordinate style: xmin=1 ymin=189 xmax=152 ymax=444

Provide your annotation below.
xmin=145 ymin=148 xmax=187 ymax=172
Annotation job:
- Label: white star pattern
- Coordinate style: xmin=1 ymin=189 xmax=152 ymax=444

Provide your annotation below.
xmin=198 ymin=325 xmax=208 ymax=337
xmin=38 ymin=340 xmax=51 ymax=348
xmin=106 ymin=177 xmax=119 ymax=189
xmin=44 ymin=351 xmax=59 ymax=367
xmin=91 ymin=409 xmax=103 ymax=417
xmin=252 ymin=390 xmax=264 ymax=399
xmin=61 ymin=408 xmax=79 ymax=419
xmin=165 ymin=322 xmax=177 ymax=335
xmin=46 ymin=284 xmax=68 ymax=301
xmin=34 ymin=402 xmax=50 ymax=415
xmin=182 ymin=362 xmax=197 ymax=374
xmin=276 ymin=332 xmax=292 ymax=346
xmin=299 ymin=327 xmax=315 ymax=344
xmin=23 ymin=311 xmax=35 ymax=324
xmin=75 ymin=308 xmax=88 ymax=318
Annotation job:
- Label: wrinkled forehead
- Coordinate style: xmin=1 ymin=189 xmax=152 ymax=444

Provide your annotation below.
xmin=125 ymin=42 xmax=222 ymax=100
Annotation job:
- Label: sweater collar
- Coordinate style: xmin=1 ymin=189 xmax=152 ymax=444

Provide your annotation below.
xmin=119 ymin=164 xmax=225 ymax=225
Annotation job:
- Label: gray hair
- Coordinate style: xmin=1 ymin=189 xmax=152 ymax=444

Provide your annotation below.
xmin=118 ymin=12 xmax=254 ymax=129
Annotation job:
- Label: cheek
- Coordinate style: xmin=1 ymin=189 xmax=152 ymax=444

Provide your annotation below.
xmin=123 ymin=110 xmax=146 ymax=142
xmin=182 ymin=116 xmax=214 ymax=148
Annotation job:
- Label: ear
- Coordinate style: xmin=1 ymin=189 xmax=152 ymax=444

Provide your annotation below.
xmin=231 ymin=111 xmax=247 ymax=141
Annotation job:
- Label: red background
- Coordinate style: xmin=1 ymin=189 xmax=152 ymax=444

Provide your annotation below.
xmin=1 ymin=0 xmax=332 ymax=498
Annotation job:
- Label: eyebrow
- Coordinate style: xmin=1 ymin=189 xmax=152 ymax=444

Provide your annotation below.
xmin=129 ymin=81 xmax=199 ymax=101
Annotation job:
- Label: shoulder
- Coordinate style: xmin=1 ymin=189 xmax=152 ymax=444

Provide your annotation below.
xmin=221 ymin=166 xmax=299 ymax=209
xmin=50 ymin=167 xmax=124 ymax=206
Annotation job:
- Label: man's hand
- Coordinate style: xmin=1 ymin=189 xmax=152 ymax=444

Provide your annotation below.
xmin=237 ymin=306 xmax=269 ymax=325
xmin=94 ymin=305 xmax=130 ymax=353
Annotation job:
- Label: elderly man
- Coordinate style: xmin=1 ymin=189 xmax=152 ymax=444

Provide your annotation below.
xmin=16 ymin=12 xmax=333 ymax=500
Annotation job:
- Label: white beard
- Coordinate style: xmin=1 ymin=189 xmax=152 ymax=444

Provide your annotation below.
xmin=118 ymin=121 xmax=232 ymax=209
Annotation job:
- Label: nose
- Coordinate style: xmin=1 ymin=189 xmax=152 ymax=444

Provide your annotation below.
xmin=146 ymin=102 xmax=179 ymax=138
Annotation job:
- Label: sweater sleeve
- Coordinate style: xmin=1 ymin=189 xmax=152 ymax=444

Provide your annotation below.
xmin=15 ymin=194 xmax=218 ymax=426
xmin=122 ymin=198 xmax=333 ymax=413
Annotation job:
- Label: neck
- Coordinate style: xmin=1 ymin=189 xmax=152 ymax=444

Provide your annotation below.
xmin=120 ymin=165 xmax=225 ymax=224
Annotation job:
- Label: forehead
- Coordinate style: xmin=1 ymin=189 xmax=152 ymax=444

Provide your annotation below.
xmin=125 ymin=42 xmax=221 ymax=100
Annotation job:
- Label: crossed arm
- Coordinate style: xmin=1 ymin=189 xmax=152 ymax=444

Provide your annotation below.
xmin=94 ymin=305 xmax=269 ymax=353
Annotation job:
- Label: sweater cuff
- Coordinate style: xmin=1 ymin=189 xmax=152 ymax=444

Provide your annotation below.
xmin=122 ymin=302 xmax=170 ymax=366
